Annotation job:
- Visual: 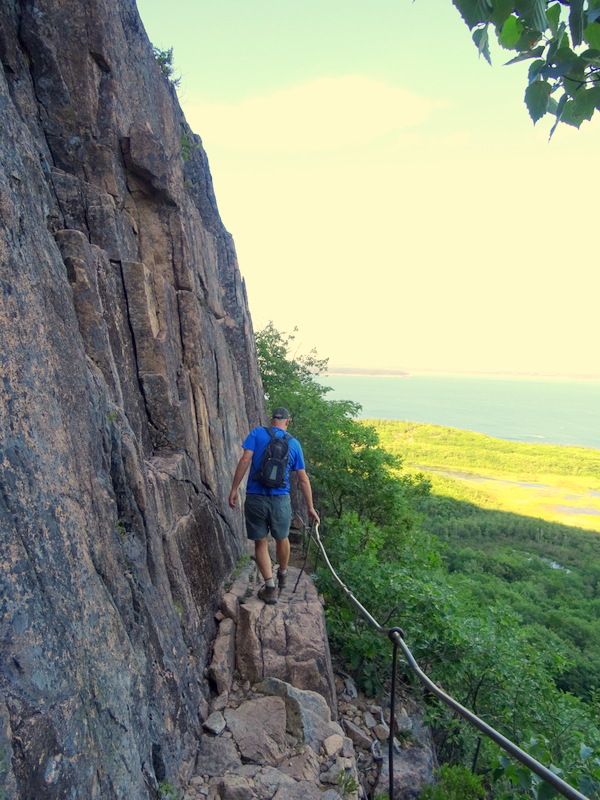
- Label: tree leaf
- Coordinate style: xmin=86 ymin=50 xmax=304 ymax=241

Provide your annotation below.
xmin=473 ymin=26 xmax=492 ymax=63
xmin=476 ymin=0 xmax=493 ymax=19
xmin=552 ymin=45 xmax=580 ymax=69
xmin=531 ymin=0 xmax=550 ymax=32
xmin=580 ymin=47 xmax=600 ymax=63
xmin=546 ymin=21 xmax=569 ymax=61
xmin=564 ymin=70 xmax=587 ymax=98
xmin=572 ymin=86 xmax=600 ymax=121
xmin=515 ymin=0 xmax=548 ymax=32
xmin=505 ymin=45 xmax=544 ymax=64
xmin=579 ymin=777 xmax=600 ymax=797
xmin=548 ymin=92 xmax=569 ymax=139
xmin=528 ymin=58 xmax=546 ymax=82
xmin=538 ymin=781 xmax=559 ymax=800
xmin=453 ymin=0 xmax=485 ymax=28
xmin=560 ymin=98 xmax=584 ymax=126
xmin=584 ymin=21 xmax=600 ymax=49
xmin=515 ymin=27 xmax=544 ymax=51
xmin=491 ymin=0 xmax=516 ymax=28
xmin=524 ymin=79 xmax=552 ymax=121
xmin=587 ymin=84 xmax=600 ymax=108
xmin=546 ymin=3 xmax=561 ymax=35
xmin=580 ymin=744 xmax=595 ymax=760
xmin=569 ymin=0 xmax=585 ymax=46
xmin=499 ymin=14 xmax=523 ymax=47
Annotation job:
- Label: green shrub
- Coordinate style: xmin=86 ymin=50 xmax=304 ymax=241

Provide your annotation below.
xmin=152 ymin=46 xmax=181 ymax=87
xmin=419 ymin=764 xmax=486 ymax=800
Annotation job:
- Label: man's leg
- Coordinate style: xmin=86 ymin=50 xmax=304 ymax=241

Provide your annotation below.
xmin=270 ymin=495 xmax=291 ymax=589
xmin=254 ymin=537 xmax=277 ymax=605
xmin=245 ymin=496 xmax=277 ymax=603
xmin=275 ymin=537 xmax=290 ymax=588
xmin=275 ymin=537 xmax=290 ymax=571
xmin=254 ymin=537 xmax=273 ymax=581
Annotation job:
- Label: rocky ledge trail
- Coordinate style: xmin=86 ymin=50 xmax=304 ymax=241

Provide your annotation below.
xmin=180 ymin=562 xmax=435 ymax=800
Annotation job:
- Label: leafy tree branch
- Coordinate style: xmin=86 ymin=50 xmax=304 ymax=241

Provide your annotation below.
xmin=452 ymin=0 xmax=600 ymax=132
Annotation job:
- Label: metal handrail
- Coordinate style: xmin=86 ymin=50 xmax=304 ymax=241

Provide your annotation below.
xmin=307 ymin=522 xmax=590 ymax=800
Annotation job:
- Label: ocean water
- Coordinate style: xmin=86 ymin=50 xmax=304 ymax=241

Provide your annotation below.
xmin=320 ymin=374 xmax=600 ymax=451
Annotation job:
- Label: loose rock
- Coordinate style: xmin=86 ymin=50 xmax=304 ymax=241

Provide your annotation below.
xmin=203 ymin=711 xmax=226 ymax=736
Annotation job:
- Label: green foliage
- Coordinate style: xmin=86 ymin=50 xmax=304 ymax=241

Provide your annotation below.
xmin=373 ymin=420 xmax=600 ymax=702
xmin=224 ymin=552 xmax=251 ymax=590
xmin=256 ymin=323 xmax=429 ymax=525
xmin=451 ymin=0 xmax=600 ymax=131
xmin=337 ymin=770 xmax=360 ymax=797
xmin=371 ymin=419 xmax=600 ymax=482
xmin=157 ymin=781 xmax=180 ymax=800
xmin=152 ymin=45 xmax=181 ymax=88
xmin=419 ymin=764 xmax=486 ymax=800
xmin=231 ymin=551 xmax=250 ymax=578
xmin=254 ymin=328 xmax=600 ymax=799
xmin=492 ymin=738 xmax=600 ymax=799
xmin=180 ymin=128 xmax=198 ymax=161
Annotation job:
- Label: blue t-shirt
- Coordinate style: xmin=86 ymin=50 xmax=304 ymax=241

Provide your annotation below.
xmin=242 ymin=426 xmax=305 ymax=495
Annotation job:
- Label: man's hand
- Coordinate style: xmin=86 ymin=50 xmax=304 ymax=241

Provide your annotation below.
xmin=229 ymin=449 xmax=253 ymax=510
xmin=308 ymin=507 xmax=320 ymax=524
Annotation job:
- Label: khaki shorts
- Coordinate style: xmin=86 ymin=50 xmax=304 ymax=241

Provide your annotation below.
xmin=244 ymin=494 xmax=291 ymax=541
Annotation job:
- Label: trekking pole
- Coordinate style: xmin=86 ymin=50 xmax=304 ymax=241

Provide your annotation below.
xmin=293 ymin=520 xmax=315 ymax=594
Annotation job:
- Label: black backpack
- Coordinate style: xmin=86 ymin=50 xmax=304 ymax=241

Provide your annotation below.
xmin=252 ymin=427 xmax=292 ymax=488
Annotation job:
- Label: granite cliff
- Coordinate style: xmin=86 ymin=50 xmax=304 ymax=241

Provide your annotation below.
xmin=0 ymin=0 xmax=266 ymax=796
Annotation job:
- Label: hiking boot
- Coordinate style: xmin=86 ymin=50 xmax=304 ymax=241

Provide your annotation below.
xmin=257 ymin=584 xmax=277 ymax=605
xmin=277 ymin=568 xmax=288 ymax=589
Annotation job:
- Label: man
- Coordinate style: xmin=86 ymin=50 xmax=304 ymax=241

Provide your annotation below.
xmin=228 ymin=407 xmax=320 ymax=604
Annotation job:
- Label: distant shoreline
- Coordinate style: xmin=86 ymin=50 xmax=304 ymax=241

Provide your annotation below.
xmin=326 ymin=368 xmax=408 ymax=378
xmin=327 ymin=367 xmax=600 ymax=381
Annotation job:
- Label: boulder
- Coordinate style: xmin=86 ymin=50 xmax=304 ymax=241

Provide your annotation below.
xmin=251 ymin=766 xmax=299 ymax=799
xmin=278 ymin=745 xmax=321 ymax=782
xmin=194 ymin=737 xmax=243 ymax=777
xmin=374 ymin=713 xmax=436 ymax=799
xmin=215 ymin=774 xmax=254 ymax=800
xmin=219 ymin=592 xmax=240 ymax=622
xmin=342 ymin=719 xmax=373 ymax=751
xmin=224 ymin=696 xmax=287 ymax=765
xmin=257 ymin=678 xmax=344 ymax=750
xmin=272 ymin=781 xmax=325 ymax=800
xmin=395 ymin=705 xmax=414 ymax=733
xmin=236 ymin=570 xmax=337 ymax=712
xmin=203 ymin=711 xmax=226 ymax=736
xmin=208 ymin=617 xmax=236 ymax=695
xmin=323 ymin=734 xmax=345 ymax=758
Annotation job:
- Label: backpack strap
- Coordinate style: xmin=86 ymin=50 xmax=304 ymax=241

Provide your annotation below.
xmin=264 ymin=426 xmax=292 ymax=441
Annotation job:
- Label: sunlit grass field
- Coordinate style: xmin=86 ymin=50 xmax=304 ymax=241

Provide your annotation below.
xmin=368 ymin=419 xmax=600 ymax=533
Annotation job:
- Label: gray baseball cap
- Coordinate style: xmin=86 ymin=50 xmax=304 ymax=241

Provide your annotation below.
xmin=271 ymin=407 xmax=290 ymax=419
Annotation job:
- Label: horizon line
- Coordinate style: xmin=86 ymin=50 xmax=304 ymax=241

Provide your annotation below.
xmin=325 ymin=366 xmax=600 ymax=381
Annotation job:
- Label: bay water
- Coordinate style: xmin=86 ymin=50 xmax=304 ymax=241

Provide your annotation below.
xmin=320 ymin=374 xmax=600 ymax=451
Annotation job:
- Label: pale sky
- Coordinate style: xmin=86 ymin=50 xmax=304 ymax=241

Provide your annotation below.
xmin=136 ymin=0 xmax=599 ymax=377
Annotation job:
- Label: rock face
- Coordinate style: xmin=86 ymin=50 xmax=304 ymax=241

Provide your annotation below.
xmin=0 ymin=1 xmax=264 ymax=797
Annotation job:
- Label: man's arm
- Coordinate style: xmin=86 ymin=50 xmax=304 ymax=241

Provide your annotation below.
xmin=295 ymin=469 xmax=320 ymax=523
xmin=229 ymin=449 xmax=253 ymax=509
